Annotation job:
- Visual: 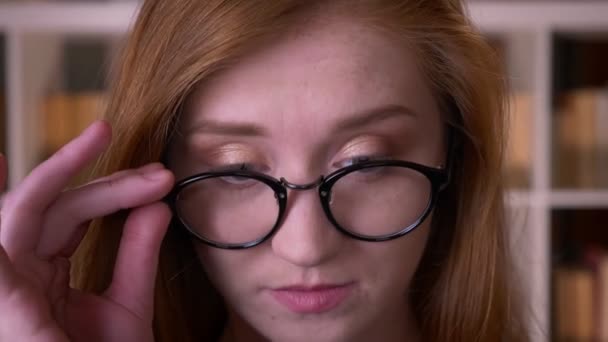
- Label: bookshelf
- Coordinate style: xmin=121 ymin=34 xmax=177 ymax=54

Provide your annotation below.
xmin=1 ymin=2 xmax=608 ymax=341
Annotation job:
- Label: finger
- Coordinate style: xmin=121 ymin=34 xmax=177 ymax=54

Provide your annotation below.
xmin=1 ymin=121 xmax=111 ymax=254
xmin=37 ymin=166 xmax=174 ymax=257
xmin=104 ymin=202 xmax=172 ymax=323
xmin=12 ymin=121 xmax=111 ymax=212
xmin=82 ymin=162 xmax=165 ymax=187
xmin=0 ymin=243 xmax=20 ymax=297
xmin=54 ymin=222 xmax=89 ymax=258
xmin=40 ymin=163 xmax=166 ymax=258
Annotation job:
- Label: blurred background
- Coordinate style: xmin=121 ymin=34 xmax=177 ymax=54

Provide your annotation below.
xmin=0 ymin=1 xmax=607 ymax=341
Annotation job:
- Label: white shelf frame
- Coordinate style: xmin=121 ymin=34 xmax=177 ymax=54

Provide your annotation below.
xmin=0 ymin=2 xmax=139 ymax=34
xmin=2 ymin=2 xmax=608 ymax=342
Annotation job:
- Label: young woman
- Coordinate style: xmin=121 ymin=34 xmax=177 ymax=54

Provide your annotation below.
xmin=0 ymin=0 xmax=532 ymax=341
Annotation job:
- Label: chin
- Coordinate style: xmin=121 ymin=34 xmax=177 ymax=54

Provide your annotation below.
xmin=258 ymin=322 xmax=354 ymax=342
xmin=235 ymin=305 xmax=370 ymax=342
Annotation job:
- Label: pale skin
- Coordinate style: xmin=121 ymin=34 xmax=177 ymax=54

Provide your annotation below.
xmin=0 ymin=122 xmax=175 ymax=341
xmin=169 ymin=15 xmax=444 ymax=342
xmin=0 ymin=14 xmax=444 ymax=342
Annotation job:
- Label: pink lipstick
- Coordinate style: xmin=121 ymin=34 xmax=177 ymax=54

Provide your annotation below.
xmin=270 ymin=283 xmax=354 ymax=314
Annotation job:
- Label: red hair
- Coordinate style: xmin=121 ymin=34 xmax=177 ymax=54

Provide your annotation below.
xmin=72 ymin=1 xmax=531 ymax=341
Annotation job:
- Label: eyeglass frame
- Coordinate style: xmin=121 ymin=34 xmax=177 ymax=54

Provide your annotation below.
xmin=165 ymin=146 xmax=452 ymax=249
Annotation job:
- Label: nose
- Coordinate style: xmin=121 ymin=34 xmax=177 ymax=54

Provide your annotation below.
xmin=270 ymin=186 xmax=344 ymax=267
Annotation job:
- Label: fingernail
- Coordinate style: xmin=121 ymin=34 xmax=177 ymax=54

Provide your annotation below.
xmin=140 ymin=163 xmax=165 ymax=173
xmin=143 ymin=168 xmax=170 ymax=181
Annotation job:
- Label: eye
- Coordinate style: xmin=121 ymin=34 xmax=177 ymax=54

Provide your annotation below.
xmin=220 ymin=174 xmax=255 ymax=185
xmin=212 ymin=163 xmax=265 ymax=173
xmin=213 ymin=163 xmax=267 ymax=186
xmin=333 ymin=155 xmax=387 ymax=169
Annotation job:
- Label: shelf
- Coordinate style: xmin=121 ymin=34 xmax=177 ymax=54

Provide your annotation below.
xmin=469 ymin=2 xmax=608 ymax=32
xmin=0 ymin=2 xmax=139 ymax=33
xmin=0 ymin=2 xmax=607 ymax=34
xmin=551 ymin=191 xmax=608 ymax=209
xmin=505 ymin=190 xmax=608 ymax=208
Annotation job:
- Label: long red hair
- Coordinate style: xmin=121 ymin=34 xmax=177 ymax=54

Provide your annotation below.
xmin=72 ymin=1 xmax=531 ymax=341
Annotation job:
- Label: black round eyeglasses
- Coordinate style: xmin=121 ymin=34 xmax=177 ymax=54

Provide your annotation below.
xmin=166 ymin=159 xmax=450 ymax=250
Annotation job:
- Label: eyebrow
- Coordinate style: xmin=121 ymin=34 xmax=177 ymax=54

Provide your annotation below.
xmin=185 ymin=119 xmax=268 ymax=137
xmin=332 ymin=104 xmax=417 ymax=132
xmin=185 ymin=104 xmax=417 ymax=137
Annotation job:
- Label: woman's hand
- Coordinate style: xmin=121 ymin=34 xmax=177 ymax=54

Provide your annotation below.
xmin=0 ymin=121 xmax=174 ymax=342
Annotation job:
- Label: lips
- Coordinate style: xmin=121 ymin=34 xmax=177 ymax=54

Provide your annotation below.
xmin=270 ymin=283 xmax=354 ymax=314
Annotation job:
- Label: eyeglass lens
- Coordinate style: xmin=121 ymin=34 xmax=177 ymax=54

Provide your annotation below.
xmin=175 ymin=165 xmax=432 ymax=245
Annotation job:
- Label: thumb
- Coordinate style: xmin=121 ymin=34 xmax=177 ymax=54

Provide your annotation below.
xmin=104 ymin=202 xmax=171 ymax=323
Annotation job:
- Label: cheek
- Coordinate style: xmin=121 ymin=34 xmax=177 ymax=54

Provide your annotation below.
xmin=361 ymin=218 xmax=432 ymax=291
xmin=194 ymin=246 xmax=252 ymax=295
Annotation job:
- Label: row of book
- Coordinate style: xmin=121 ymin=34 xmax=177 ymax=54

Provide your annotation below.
xmin=505 ymin=92 xmax=532 ymax=188
xmin=35 ymin=84 xmax=607 ymax=189
xmin=554 ymin=247 xmax=608 ymax=341
xmin=505 ymin=87 xmax=608 ymax=189
xmin=41 ymin=92 xmax=106 ymax=158
xmin=553 ymin=87 xmax=608 ymax=189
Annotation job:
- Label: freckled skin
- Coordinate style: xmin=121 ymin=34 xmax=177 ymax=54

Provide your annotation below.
xmin=168 ymin=15 xmax=443 ymax=342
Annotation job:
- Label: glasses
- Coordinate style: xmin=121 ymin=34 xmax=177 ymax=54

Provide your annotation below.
xmin=167 ymin=159 xmax=449 ymax=249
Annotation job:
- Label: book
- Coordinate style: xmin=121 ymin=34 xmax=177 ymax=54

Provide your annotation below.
xmin=553 ymin=266 xmax=594 ymax=341
xmin=554 ymin=87 xmax=608 ymax=189
xmin=41 ymin=92 xmax=106 ymax=158
xmin=506 ymin=92 xmax=532 ymax=188
xmin=597 ymin=256 xmax=608 ymax=340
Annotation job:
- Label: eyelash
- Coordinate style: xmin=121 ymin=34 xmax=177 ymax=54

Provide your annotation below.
xmin=210 ymin=154 xmax=391 ymax=174
xmin=333 ymin=155 xmax=389 ymax=169
xmin=211 ymin=163 xmax=260 ymax=173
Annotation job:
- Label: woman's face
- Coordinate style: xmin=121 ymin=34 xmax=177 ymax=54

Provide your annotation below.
xmin=168 ymin=15 xmax=444 ymax=342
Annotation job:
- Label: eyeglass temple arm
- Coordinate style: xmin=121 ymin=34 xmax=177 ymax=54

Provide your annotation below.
xmin=439 ymin=125 xmax=457 ymax=192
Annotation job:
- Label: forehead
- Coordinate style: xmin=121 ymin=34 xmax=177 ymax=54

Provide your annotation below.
xmin=183 ymin=15 xmax=440 ymax=137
